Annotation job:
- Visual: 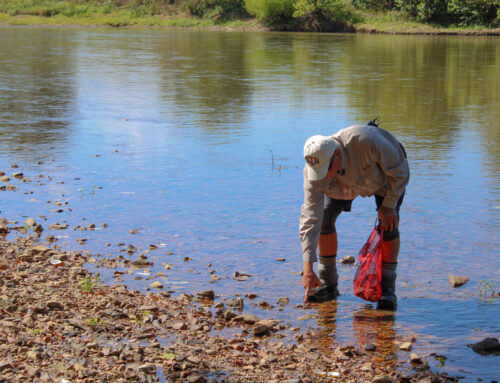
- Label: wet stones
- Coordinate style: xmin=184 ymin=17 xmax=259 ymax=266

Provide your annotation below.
xmin=0 ymin=227 xmax=461 ymax=383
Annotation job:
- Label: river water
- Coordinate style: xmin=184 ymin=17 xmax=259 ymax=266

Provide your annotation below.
xmin=0 ymin=28 xmax=499 ymax=381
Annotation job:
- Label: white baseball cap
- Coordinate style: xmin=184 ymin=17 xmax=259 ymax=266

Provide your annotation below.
xmin=303 ymin=135 xmax=338 ymax=181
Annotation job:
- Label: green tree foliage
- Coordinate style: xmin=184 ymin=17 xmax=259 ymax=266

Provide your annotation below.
xmin=447 ymin=0 xmax=499 ymax=25
xmin=350 ymin=0 xmax=396 ymax=10
xmin=244 ymin=0 xmax=296 ymax=26
xmin=352 ymin=0 xmax=499 ymax=25
xmin=395 ymin=0 xmax=498 ymax=24
xmin=186 ymin=0 xmax=248 ymax=19
xmin=293 ymin=0 xmax=361 ymax=31
xmin=395 ymin=0 xmax=448 ymax=22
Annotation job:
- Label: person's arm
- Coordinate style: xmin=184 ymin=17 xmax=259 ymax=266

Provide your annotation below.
xmin=299 ymin=167 xmax=324 ymax=301
xmin=299 ymin=167 xmax=324 ymax=263
xmin=373 ymin=139 xmax=410 ymax=231
xmin=302 ymin=261 xmax=321 ymax=302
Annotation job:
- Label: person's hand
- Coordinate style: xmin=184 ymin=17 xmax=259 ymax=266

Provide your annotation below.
xmin=378 ymin=206 xmax=398 ymax=232
xmin=302 ymin=270 xmax=322 ymax=303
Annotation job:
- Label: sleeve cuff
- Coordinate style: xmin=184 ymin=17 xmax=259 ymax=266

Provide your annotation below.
xmin=302 ymin=251 xmax=317 ymax=263
xmin=382 ymin=195 xmax=398 ymax=209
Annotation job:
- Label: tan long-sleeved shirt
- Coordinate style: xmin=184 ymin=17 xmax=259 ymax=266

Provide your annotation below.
xmin=299 ymin=125 xmax=410 ymax=263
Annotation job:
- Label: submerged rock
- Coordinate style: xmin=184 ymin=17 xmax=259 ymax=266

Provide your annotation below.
xmin=470 ymin=337 xmax=500 ymax=355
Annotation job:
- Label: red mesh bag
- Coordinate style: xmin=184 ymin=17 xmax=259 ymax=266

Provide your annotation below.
xmin=353 ymin=227 xmax=383 ymax=302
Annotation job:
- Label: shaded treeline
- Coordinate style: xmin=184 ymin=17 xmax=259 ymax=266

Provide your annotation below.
xmin=0 ymin=0 xmax=499 ymax=31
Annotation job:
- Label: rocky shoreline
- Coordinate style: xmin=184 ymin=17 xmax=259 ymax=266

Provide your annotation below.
xmin=0 ymin=233 xmax=460 ymax=383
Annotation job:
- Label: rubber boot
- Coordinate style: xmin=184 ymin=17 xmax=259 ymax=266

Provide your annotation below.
xmin=307 ymin=256 xmax=339 ymax=303
xmin=377 ymin=262 xmax=397 ymax=311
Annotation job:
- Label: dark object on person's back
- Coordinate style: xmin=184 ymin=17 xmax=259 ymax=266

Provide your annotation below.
xmin=367 ymin=118 xmax=379 ymax=128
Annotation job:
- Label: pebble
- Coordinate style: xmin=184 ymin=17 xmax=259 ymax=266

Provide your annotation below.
xmin=277 ymin=297 xmax=289 ymax=305
xmin=448 ymin=275 xmax=470 ymax=288
xmin=339 ymin=255 xmax=356 ymax=264
xmin=137 ymin=363 xmax=156 ymax=374
xmin=373 ymin=375 xmax=393 ymax=383
xmin=0 ymin=362 xmax=13 ymax=372
xmin=187 ymin=375 xmax=207 ymax=383
xmin=364 ymin=343 xmax=377 ymax=352
xmin=47 ymin=301 xmax=64 ymax=310
xmin=197 ymin=290 xmax=215 ymax=300
xmin=243 ymin=314 xmax=260 ymax=324
xmin=410 ymin=353 xmax=424 ymax=364
xmin=253 ymin=324 xmax=270 ymax=337
xmin=400 ymin=342 xmax=413 ymax=351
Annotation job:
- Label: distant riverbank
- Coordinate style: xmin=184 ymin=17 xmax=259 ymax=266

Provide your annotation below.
xmin=1 ymin=3 xmax=500 ymax=35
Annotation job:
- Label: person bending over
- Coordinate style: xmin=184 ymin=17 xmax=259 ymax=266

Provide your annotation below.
xmin=299 ymin=120 xmax=410 ymax=310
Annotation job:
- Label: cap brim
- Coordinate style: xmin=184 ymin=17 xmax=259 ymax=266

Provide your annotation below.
xmin=307 ymin=163 xmax=329 ymax=181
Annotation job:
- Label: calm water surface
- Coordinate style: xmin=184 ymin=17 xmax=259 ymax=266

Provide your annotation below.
xmin=0 ymin=28 xmax=499 ymax=381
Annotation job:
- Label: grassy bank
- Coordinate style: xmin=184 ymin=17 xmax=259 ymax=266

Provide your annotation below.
xmin=0 ymin=0 xmax=499 ymax=34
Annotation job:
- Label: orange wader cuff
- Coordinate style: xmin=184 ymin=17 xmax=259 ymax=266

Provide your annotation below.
xmin=318 ymin=233 xmax=337 ymax=257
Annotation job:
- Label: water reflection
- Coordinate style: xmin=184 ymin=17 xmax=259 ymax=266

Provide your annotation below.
xmin=157 ymin=32 xmax=252 ymax=140
xmin=352 ymin=307 xmax=398 ymax=367
xmin=0 ymin=29 xmax=76 ymax=158
xmin=314 ymin=302 xmax=338 ymax=353
xmin=340 ymin=36 xmax=500 ymax=152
